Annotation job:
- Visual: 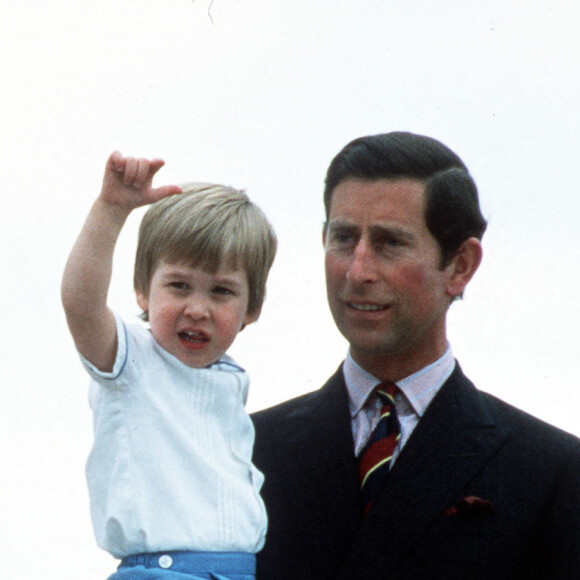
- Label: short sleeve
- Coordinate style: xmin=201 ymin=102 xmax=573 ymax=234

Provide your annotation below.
xmin=80 ymin=312 xmax=129 ymax=382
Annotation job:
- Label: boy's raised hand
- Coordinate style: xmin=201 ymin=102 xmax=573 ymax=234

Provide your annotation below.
xmin=100 ymin=151 xmax=182 ymax=210
xmin=63 ymin=150 xmax=184 ymax=372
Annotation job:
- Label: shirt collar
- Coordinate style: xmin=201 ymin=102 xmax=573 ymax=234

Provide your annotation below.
xmin=210 ymin=353 xmax=245 ymax=373
xmin=344 ymin=346 xmax=456 ymax=419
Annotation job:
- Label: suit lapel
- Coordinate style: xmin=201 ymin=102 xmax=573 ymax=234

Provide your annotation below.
xmin=337 ymin=365 xmax=510 ymax=578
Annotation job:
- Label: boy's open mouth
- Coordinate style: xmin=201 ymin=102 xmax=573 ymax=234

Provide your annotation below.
xmin=178 ymin=330 xmax=210 ymax=344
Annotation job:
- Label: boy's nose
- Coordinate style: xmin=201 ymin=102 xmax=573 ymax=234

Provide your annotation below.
xmin=184 ymin=298 xmax=209 ymax=320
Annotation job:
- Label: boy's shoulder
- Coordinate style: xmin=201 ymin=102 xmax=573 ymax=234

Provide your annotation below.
xmin=212 ymin=353 xmax=246 ymax=373
xmin=81 ymin=312 xmax=153 ymax=382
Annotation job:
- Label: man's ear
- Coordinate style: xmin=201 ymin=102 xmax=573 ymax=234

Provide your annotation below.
xmin=445 ymin=237 xmax=483 ymax=298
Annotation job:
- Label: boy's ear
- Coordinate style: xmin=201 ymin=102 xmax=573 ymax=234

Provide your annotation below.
xmin=241 ymin=305 xmax=262 ymax=331
xmin=136 ymin=290 xmax=149 ymax=313
xmin=445 ymin=237 xmax=483 ymax=298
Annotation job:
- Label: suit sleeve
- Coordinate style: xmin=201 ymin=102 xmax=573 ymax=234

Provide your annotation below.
xmin=252 ymin=408 xmax=316 ymax=580
xmin=538 ymin=439 xmax=580 ymax=578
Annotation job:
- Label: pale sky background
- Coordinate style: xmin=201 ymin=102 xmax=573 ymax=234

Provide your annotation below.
xmin=1 ymin=1 xmax=579 ymax=577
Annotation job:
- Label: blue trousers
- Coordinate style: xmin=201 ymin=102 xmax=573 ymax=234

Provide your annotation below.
xmin=107 ymin=551 xmax=256 ymax=580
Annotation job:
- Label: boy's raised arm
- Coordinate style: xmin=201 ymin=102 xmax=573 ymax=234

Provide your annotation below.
xmin=61 ymin=151 xmax=181 ymax=372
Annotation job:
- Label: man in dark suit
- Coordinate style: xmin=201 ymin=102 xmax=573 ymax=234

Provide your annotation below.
xmin=252 ymin=132 xmax=580 ymax=579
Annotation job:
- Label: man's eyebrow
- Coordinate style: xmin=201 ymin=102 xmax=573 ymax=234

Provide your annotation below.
xmin=326 ymin=219 xmax=359 ymax=231
xmin=369 ymin=224 xmax=416 ymax=242
xmin=327 ymin=219 xmax=415 ymax=240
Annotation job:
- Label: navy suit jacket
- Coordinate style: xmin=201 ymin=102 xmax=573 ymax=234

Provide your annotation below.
xmin=252 ymin=363 xmax=580 ymax=579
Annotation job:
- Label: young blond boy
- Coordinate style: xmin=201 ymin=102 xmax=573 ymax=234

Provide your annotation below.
xmin=62 ymin=152 xmax=276 ymax=580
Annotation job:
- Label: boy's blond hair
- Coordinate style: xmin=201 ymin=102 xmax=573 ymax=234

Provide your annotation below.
xmin=134 ymin=183 xmax=277 ymax=318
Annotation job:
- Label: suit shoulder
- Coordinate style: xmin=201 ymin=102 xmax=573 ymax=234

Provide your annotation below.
xmin=252 ymin=366 xmax=345 ymax=427
xmin=479 ymin=389 xmax=580 ymax=452
xmin=252 ymin=389 xmax=319 ymax=424
xmin=450 ymin=365 xmax=580 ymax=451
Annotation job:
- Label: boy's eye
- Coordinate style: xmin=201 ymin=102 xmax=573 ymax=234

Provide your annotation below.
xmin=169 ymin=281 xmax=189 ymax=290
xmin=213 ymin=286 xmax=234 ymax=296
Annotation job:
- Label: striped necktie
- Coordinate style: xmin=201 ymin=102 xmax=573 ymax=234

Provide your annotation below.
xmin=358 ymin=382 xmax=401 ymax=515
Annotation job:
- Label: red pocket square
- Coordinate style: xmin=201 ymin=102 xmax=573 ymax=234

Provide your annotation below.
xmin=444 ymin=496 xmax=496 ymax=516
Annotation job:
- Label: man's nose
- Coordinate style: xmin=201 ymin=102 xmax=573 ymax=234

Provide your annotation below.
xmin=346 ymin=239 xmax=379 ymax=283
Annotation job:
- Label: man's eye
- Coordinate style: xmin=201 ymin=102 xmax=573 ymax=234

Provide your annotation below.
xmin=329 ymin=231 xmax=356 ymax=246
xmin=384 ymin=237 xmax=403 ymax=247
xmin=214 ymin=286 xmax=234 ymax=296
xmin=375 ymin=234 xmax=406 ymax=251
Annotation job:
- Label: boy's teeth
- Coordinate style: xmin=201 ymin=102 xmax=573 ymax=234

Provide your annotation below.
xmin=181 ymin=331 xmax=205 ymax=341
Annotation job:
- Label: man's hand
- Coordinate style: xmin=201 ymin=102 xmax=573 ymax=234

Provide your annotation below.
xmin=100 ymin=151 xmax=182 ymax=210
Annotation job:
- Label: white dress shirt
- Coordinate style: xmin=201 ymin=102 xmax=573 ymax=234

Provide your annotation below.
xmin=344 ymin=346 xmax=456 ymax=461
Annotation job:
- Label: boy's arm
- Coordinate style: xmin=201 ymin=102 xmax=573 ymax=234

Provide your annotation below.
xmin=61 ymin=151 xmax=181 ymax=372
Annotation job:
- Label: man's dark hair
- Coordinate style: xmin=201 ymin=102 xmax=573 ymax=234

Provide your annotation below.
xmin=323 ymin=132 xmax=488 ymax=265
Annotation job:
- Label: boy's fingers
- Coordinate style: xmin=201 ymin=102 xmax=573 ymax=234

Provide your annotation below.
xmin=149 ymin=158 xmax=166 ymax=175
xmin=105 ymin=151 xmax=168 ymax=190
xmin=122 ymin=157 xmax=139 ymax=185
xmin=152 ymin=185 xmax=182 ymax=200
xmin=134 ymin=158 xmax=151 ymax=187
xmin=106 ymin=150 xmax=125 ymax=173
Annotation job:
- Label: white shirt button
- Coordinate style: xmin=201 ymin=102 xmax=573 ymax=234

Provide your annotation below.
xmin=158 ymin=555 xmax=173 ymax=569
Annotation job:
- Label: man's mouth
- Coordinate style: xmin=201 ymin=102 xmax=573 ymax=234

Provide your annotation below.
xmin=348 ymin=302 xmax=388 ymax=312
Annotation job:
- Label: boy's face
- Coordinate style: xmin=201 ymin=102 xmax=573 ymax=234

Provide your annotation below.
xmin=137 ymin=260 xmax=259 ymax=368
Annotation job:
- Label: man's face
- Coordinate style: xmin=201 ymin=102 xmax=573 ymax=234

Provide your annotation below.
xmin=323 ymin=178 xmax=460 ymax=379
